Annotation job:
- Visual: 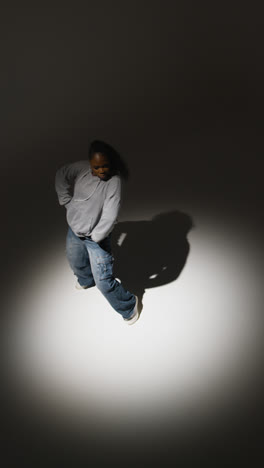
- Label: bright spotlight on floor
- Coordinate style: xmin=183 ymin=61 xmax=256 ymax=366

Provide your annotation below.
xmin=4 ymin=217 xmax=263 ymax=443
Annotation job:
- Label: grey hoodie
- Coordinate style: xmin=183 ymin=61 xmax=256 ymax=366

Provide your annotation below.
xmin=55 ymin=160 xmax=121 ymax=243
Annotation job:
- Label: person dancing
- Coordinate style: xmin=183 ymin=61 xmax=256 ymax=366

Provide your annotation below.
xmin=55 ymin=140 xmax=140 ymax=325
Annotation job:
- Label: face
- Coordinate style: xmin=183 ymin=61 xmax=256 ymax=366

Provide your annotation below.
xmin=90 ymin=153 xmax=112 ymax=181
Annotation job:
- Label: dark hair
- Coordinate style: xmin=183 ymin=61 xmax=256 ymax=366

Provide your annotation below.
xmin=88 ymin=140 xmax=129 ymax=180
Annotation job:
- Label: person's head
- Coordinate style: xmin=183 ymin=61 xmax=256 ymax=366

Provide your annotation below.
xmin=89 ymin=151 xmax=112 ymax=181
xmin=88 ymin=140 xmax=129 ymax=181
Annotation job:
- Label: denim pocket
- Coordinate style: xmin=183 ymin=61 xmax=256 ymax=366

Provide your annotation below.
xmin=96 ymin=255 xmax=114 ymax=280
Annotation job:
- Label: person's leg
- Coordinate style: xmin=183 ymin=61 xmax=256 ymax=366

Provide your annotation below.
xmin=66 ymin=227 xmax=95 ymax=288
xmin=84 ymin=236 xmax=136 ymax=319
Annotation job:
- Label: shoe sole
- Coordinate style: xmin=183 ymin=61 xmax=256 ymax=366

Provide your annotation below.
xmin=124 ymin=296 xmax=140 ymax=325
xmin=75 ymin=283 xmax=90 ymax=290
xmin=125 ymin=311 xmax=140 ymax=325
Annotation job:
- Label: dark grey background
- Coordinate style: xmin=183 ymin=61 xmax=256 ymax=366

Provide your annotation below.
xmin=1 ymin=2 xmax=264 ymax=467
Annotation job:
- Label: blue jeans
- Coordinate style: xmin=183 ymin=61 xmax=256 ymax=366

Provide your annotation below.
xmin=66 ymin=227 xmax=136 ymax=319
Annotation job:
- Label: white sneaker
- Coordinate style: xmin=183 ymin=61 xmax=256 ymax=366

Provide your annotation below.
xmin=75 ymin=281 xmax=89 ymax=290
xmin=124 ymin=296 xmax=140 ymax=325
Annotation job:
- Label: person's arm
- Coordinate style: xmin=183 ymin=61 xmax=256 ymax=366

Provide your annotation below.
xmin=91 ymin=177 xmax=121 ymax=243
xmin=55 ymin=161 xmax=86 ymax=206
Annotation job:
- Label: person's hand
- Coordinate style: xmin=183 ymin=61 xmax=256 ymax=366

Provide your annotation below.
xmin=64 ymin=198 xmax=72 ymax=206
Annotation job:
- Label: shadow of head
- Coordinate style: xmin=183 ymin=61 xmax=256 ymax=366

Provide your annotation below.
xmin=112 ymin=210 xmax=193 ymax=300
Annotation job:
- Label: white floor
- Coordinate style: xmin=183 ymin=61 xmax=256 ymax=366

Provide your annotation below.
xmin=5 ymin=212 xmax=263 ymax=440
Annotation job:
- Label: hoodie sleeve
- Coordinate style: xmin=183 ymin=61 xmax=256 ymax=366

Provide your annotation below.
xmin=55 ymin=161 xmax=88 ymax=206
xmin=91 ymin=177 xmax=121 ymax=243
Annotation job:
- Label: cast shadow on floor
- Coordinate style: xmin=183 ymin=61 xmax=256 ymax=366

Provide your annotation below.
xmin=111 ymin=210 xmax=194 ymax=312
